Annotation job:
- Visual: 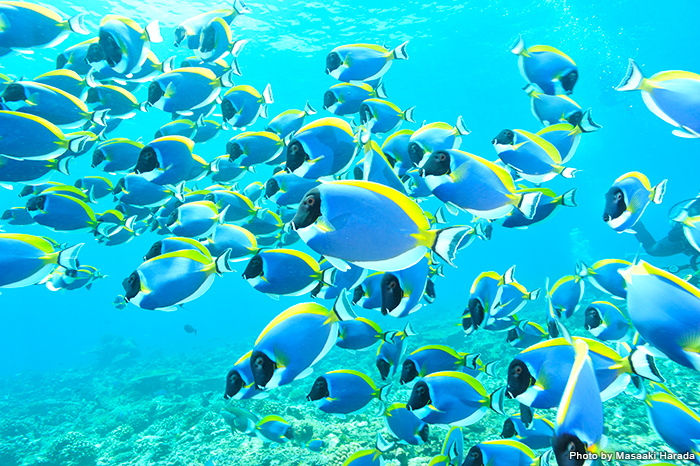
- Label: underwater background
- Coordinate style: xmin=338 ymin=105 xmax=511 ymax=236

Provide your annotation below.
xmin=0 ymin=0 xmax=699 ymax=465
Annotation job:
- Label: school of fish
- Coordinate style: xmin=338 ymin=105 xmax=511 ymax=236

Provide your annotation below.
xmin=0 ymin=2 xmax=699 ymax=465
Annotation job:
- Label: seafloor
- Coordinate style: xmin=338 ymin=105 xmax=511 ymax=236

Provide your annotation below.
xmin=1 ymin=306 xmax=697 ymax=466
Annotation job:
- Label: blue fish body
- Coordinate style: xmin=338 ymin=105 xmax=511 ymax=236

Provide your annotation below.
xmin=227 ymin=131 xmax=283 ymax=167
xmin=548 ymin=274 xmax=584 ymax=319
xmin=381 ymin=129 xmax=414 ymax=176
xmin=621 ymin=261 xmax=700 ymax=370
xmin=527 ymin=87 xmax=582 ymax=125
xmin=360 ymin=99 xmax=413 ymax=134
xmin=337 ymin=318 xmax=383 ymax=350
xmin=0 ymin=233 xmax=81 ymax=288
xmin=512 ymin=38 xmax=578 ymax=95
xmin=251 ymin=302 xmax=342 ymax=389
xmin=92 ymin=138 xmax=142 ymax=174
xmin=384 ymin=403 xmax=428 ymax=445
xmin=288 ymin=118 xmax=356 ymax=180
xmin=409 ymin=371 xmax=491 ymax=426
xmin=644 ymin=385 xmax=700 ymax=463
xmin=266 ymin=172 xmax=321 ymax=207
xmin=311 ymin=370 xmax=381 ymax=415
xmin=150 ymin=68 xmax=222 ymax=114
xmin=326 ymin=42 xmax=408 ymax=83
xmin=324 ymin=83 xmax=377 ymax=115
xmin=502 ymin=414 xmax=555 ymax=450
xmin=245 ymin=249 xmax=320 ymax=296
xmin=204 ymin=224 xmax=258 ymax=260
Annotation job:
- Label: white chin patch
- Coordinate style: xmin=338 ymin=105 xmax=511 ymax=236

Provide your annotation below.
xmin=606 ymin=210 xmax=631 ymax=230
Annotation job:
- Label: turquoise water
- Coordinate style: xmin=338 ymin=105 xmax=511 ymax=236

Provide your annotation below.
xmin=0 ymin=0 xmax=699 ymax=465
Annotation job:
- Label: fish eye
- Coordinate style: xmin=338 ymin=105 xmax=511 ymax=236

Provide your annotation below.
xmin=389 ymin=281 xmax=396 ymax=289
xmin=514 ymin=366 xmax=522 ymax=374
xmin=616 ymin=193 xmax=623 ymax=201
xmin=439 ymin=154 xmax=446 ymax=161
xmin=306 ymin=197 xmax=314 ymax=206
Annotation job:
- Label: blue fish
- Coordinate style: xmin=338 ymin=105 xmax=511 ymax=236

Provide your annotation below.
xmin=603 ymin=172 xmax=666 ymax=233
xmin=359 ymin=98 xmax=415 ymax=135
xmin=408 ymin=117 xmax=470 ymax=163
xmin=336 ymin=316 xmax=386 ymax=351
xmin=490 ymin=266 xmax=540 ymax=320
xmin=242 ymin=249 xmax=324 ymax=297
xmin=250 ymin=296 xmax=354 ymax=390
xmin=584 ymin=301 xmax=630 ymax=342
xmin=74 ymin=176 xmax=113 ymax=200
xmin=221 ymin=406 xmax=258 ymax=437
xmin=0 ymin=233 xmax=81 ymax=288
xmin=510 ymin=36 xmax=578 ymax=95
xmin=265 ymin=171 xmax=320 ymax=207
xmin=463 ymin=271 xmax=502 ymax=334
xmin=324 ymin=82 xmax=387 ymax=116
xmin=306 ymin=369 xmax=389 ymax=416
xmin=135 ymin=136 xmax=208 ymax=186
xmin=195 ymin=17 xmax=246 ymax=66
xmin=383 ymin=402 xmax=428 ymax=446
xmin=616 ymin=59 xmax=700 ymax=138
xmin=525 ymin=84 xmax=583 ymax=126
xmin=291 ymin=180 xmax=474 ymax=272
xmin=506 ymin=337 xmax=663 ymax=409
xmin=0 ymin=111 xmax=94 ymax=161
xmin=462 ymin=440 xmax=537 ymax=466
xmin=203 ymin=223 xmax=258 ymax=261
xmin=173 ymin=0 xmax=250 ymax=48
xmin=1 ymin=207 xmax=35 ymax=226
xmin=500 ymin=414 xmax=555 ymax=450
xmin=146 ymin=67 xmax=235 ymax=116
xmin=552 ymin=340 xmax=605 ymax=464
xmin=400 ymin=344 xmax=482 ymax=385
xmin=535 ymin=110 xmax=601 ymax=164
xmin=266 ymin=101 xmax=317 ymax=139
xmin=92 ymin=138 xmax=142 ymax=174
xmin=154 ymin=119 xmax=197 ymax=139
xmin=376 ymin=323 xmax=416 ymax=380
xmin=326 ymin=42 xmax=409 ymax=83
xmin=620 ymin=261 xmax=700 ymax=370
xmin=87 ymin=15 xmax=162 ymax=76
xmin=360 ymin=139 xmax=406 ymax=194
xmin=121 ymin=248 xmax=232 ymax=311
xmin=143 ymin=237 xmax=212 ymax=262
xmin=255 ymin=415 xmax=294 ymax=444
xmin=492 ymin=128 xmax=577 ymax=184
xmin=0 ymin=156 xmax=70 ymax=185
xmin=406 ymin=371 xmax=505 ymax=426
xmin=546 ymin=274 xmax=584 ymax=319
xmin=0 ymin=2 xmax=89 ymax=51
xmin=420 ymin=149 xmax=541 ymax=220
xmin=643 ymin=383 xmax=700 ymax=464
xmin=221 ymin=84 xmax=273 ymax=128
xmin=499 ymin=187 xmax=576 ymax=229
xmin=285 ymin=117 xmax=357 ymax=180
xmin=33 ymin=69 xmax=87 ymax=99
xmin=505 ymin=321 xmax=547 ymax=349
xmin=305 ymin=439 xmax=326 ymax=452
xmin=56 ymin=38 xmax=96 ymax=74
xmin=166 ymin=200 xmax=227 ymax=238
xmin=226 ymin=131 xmax=285 ymax=168
xmin=576 ymin=258 xmax=629 ymax=300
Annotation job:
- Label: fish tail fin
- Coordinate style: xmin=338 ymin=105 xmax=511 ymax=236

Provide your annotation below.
xmin=217 ymin=205 xmax=230 ymax=223
xmin=628 ymin=346 xmax=665 ymax=383
xmin=144 ymin=20 xmax=163 ymax=44
xmin=560 ymin=188 xmax=577 ymax=207
xmin=91 ymin=108 xmax=109 ymax=126
xmin=578 ymin=109 xmax=602 ymax=133
xmin=57 ymin=243 xmax=83 ymax=269
xmin=516 ymin=191 xmax=541 ymax=220
xmin=575 ymin=261 xmax=590 ymax=278
xmin=402 ymin=321 xmax=417 ymax=337
xmin=453 ymin=115 xmax=471 ymax=136
xmin=481 ymin=360 xmax=499 ymax=377
xmin=67 ymin=13 xmax=89 ymax=34
xmin=377 ymin=383 xmax=392 ymax=402
xmin=219 ymin=69 xmax=237 ymax=88
xmin=431 ymin=226 xmax=473 ymax=266
xmin=527 ymin=288 xmax=541 ymax=301
xmin=139 ymin=101 xmax=150 ymax=112
xmin=331 ymin=291 xmax=357 ymax=322
xmin=523 ymin=83 xmax=539 ymax=97
xmin=171 ymin=181 xmax=186 ymax=202
xmin=66 ymin=133 xmax=93 ymax=154
xmin=461 ymin=352 xmax=481 ymax=370
xmin=231 ymin=38 xmax=248 ymax=58
xmin=509 ymin=35 xmax=527 ymax=55
xmin=375 ymin=81 xmax=388 ymax=99
xmin=95 ymin=222 xmax=121 ymax=237
xmin=651 ymin=179 xmax=667 ymax=204
xmin=56 ymin=157 xmax=71 ymax=176
xmin=391 ymin=41 xmax=409 ymax=60
xmin=262 ymin=83 xmax=274 ymax=105
xmin=489 ymin=386 xmax=506 ymax=414
xmin=124 ymin=215 xmax=137 ymax=231
xmin=233 ymin=0 xmax=252 ymax=14
xmin=559 ymin=167 xmax=578 ymax=179
xmin=303 ymin=100 xmax=317 ymax=116
xmin=215 ymin=249 xmax=235 ymax=274
xmin=615 ymin=59 xmax=645 ymax=91
xmin=161 ymin=56 xmax=175 ymax=73
xmin=402 ymin=106 xmax=416 ymax=123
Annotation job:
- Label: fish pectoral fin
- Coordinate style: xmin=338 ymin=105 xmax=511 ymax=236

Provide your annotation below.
xmin=428 ymin=404 xmax=444 ymax=413
xmin=315 ymin=216 xmax=335 ymax=232
xmin=323 ymin=255 xmax=350 ymax=272
xmin=164 ymin=82 xmax=177 ymax=98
